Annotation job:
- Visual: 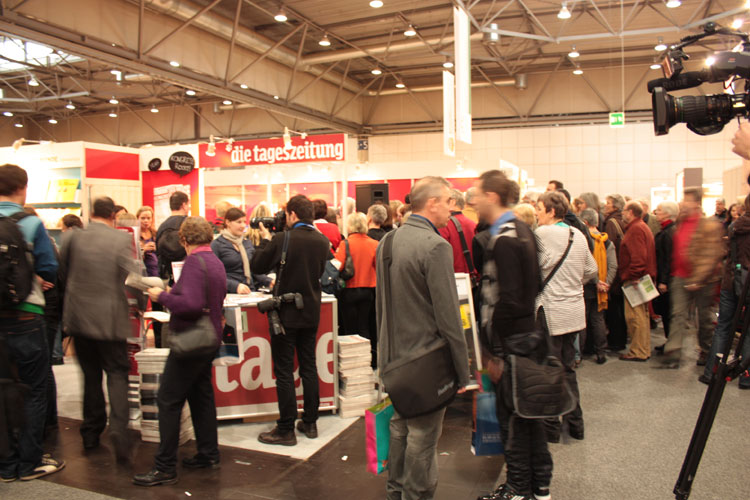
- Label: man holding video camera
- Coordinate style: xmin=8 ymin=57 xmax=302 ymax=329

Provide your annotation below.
xmin=250 ymin=195 xmax=330 ymax=446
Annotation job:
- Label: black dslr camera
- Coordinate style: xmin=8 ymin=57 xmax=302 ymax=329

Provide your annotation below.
xmin=257 ymin=292 xmax=304 ymax=336
xmin=249 ymin=210 xmax=287 ymax=233
xmin=648 ymin=22 xmax=750 ymax=136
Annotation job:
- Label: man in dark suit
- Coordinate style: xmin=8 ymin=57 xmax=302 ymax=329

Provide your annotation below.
xmin=60 ymin=197 xmax=139 ymax=460
xmin=251 ymin=195 xmax=330 ymax=446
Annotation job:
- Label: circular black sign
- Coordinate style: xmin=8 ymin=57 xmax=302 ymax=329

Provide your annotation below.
xmin=148 ymin=158 xmax=162 ymax=171
xmin=168 ymin=151 xmax=195 ymax=177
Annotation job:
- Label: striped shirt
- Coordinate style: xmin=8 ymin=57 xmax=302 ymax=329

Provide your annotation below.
xmin=535 ymin=223 xmax=598 ymax=336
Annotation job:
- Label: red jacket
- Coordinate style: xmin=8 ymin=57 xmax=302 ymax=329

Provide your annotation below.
xmin=314 ymin=221 xmax=341 ymax=250
xmin=438 ymin=211 xmax=477 ymax=273
xmin=619 ymin=218 xmax=657 ymax=282
xmin=334 ymin=233 xmax=378 ymax=288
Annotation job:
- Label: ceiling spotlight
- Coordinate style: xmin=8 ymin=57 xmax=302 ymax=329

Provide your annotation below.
xmin=273 ymin=95 xmax=280 ymax=100
xmin=3 ymin=111 xmax=12 ymax=117
xmin=665 ymin=0 xmax=681 ymax=7
xmin=655 ymin=37 xmax=668 ymax=51
xmin=109 ymin=97 xmax=119 ymax=105
xmin=486 ymin=22 xmax=500 ymax=44
xmin=706 ymin=55 xmax=716 ymax=66
xmin=28 ymin=77 xmax=39 ymax=87
xmin=733 ymin=18 xmax=744 ymax=30
xmin=225 ymin=138 xmax=234 ymax=152
xmin=48 ymin=118 xmax=58 ymax=124
xmin=222 ymin=99 xmax=232 ymax=105
xmin=150 ymin=106 xmax=159 ymax=113
xmin=274 ymin=8 xmax=287 ymax=22
xmin=14 ymin=122 xmax=23 ymax=128
xmin=371 ymin=67 xmax=382 ymax=75
xmin=443 ymin=59 xmax=454 ymax=69
xmin=240 ymin=83 xmax=249 ymax=89
xmin=185 ymin=89 xmax=196 ymax=96
xmin=109 ymin=111 xmax=118 ymax=118
xmin=395 ymin=81 xmax=405 ymax=88
xmin=169 ymin=60 xmax=180 ymax=67
xmin=573 ymin=66 xmax=583 ymax=75
xmin=568 ymin=46 xmax=580 ymax=58
xmin=370 ymin=0 xmax=384 ymax=7
xmin=65 ymin=101 xmax=75 ymax=110
xmin=319 ymin=34 xmax=331 ymax=46
xmin=404 ymin=25 xmax=417 ymax=37
xmin=650 ymin=62 xmax=662 ymax=69
xmin=558 ymin=2 xmax=571 ymax=19
xmin=206 ymin=135 xmax=216 ymax=157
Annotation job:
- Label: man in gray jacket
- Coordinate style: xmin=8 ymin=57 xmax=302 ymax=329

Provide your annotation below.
xmin=376 ymin=176 xmax=470 ymax=500
xmin=60 ymin=197 xmax=139 ymax=461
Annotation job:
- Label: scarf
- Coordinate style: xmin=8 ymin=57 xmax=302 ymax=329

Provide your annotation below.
xmin=589 ymin=228 xmax=609 ymax=311
xmin=221 ymin=229 xmax=251 ymax=283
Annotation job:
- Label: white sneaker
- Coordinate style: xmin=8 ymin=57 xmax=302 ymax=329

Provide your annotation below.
xmin=20 ymin=454 xmax=65 ymax=481
xmin=533 ymin=487 xmax=551 ymax=500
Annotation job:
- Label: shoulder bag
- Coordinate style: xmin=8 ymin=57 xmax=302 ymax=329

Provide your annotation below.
xmin=379 ymin=232 xmax=459 ymax=418
xmin=169 ymin=255 xmax=220 ymax=358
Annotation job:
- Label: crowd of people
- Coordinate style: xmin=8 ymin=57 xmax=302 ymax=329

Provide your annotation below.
xmin=2 ymin=158 xmax=747 ymax=500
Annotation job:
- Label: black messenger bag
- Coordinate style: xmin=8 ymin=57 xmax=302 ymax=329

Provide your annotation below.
xmin=379 ymin=232 xmax=458 ymax=418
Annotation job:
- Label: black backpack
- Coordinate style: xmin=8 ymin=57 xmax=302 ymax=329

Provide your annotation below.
xmin=156 ymin=216 xmax=187 ymax=280
xmin=0 ymin=212 xmax=33 ymax=310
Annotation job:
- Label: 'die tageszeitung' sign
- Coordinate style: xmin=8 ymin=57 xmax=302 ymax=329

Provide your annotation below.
xmin=199 ymin=133 xmax=347 ymax=168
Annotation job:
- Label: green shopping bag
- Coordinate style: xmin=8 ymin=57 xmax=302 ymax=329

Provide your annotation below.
xmin=365 ymin=397 xmax=394 ymax=475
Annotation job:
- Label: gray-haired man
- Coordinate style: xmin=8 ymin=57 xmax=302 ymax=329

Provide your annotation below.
xmin=366 ymin=204 xmax=388 ymax=241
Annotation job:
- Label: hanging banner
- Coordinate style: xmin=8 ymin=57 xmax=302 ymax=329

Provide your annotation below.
xmin=199 ymin=133 xmax=347 ymax=168
xmin=443 ymin=70 xmax=456 ymax=157
xmin=454 ymin=6 xmax=472 ymax=144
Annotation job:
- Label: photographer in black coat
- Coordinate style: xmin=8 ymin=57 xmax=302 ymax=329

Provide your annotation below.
xmin=250 ymin=195 xmax=330 ymax=446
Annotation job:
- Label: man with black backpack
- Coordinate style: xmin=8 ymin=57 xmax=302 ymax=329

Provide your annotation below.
xmin=0 ymin=164 xmax=65 ymax=482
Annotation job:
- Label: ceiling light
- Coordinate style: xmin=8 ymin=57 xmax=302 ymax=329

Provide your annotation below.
xmin=222 ymin=99 xmax=232 ymax=105
xmin=185 ymin=89 xmax=196 ymax=96
xmin=487 ymin=22 xmax=500 ymax=44
xmin=319 ymin=34 xmax=331 ymax=46
xmin=240 ymin=83 xmax=249 ymax=89
xmin=28 ymin=77 xmax=39 ymax=87
xmin=3 ymin=111 xmax=12 ymax=117
xmin=568 ymin=46 xmax=580 ymax=58
xmin=404 ymin=25 xmax=417 ymax=37
xmin=371 ymin=67 xmax=382 ymax=75
xmin=273 ymin=95 xmax=280 ymax=100
xmin=14 ymin=122 xmax=23 ymax=128
xmin=370 ymin=0 xmax=384 ymax=7
xmin=65 ymin=101 xmax=75 ymax=110
xmin=150 ymin=106 xmax=159 ymax=113
xmin=109 ymin=111 xmax=118 ymax=118
xmin=665 ymin=0 xmax=681 ymax=8
xmin=274 ymin=8 xmax=287 ymax=22
xmin=655 ymin=37 xmax=668 ymax=51
xmin=650 ymin=62 xmax=662 ymax=69
xmin=48 ymin=118 xmax=57 ymax=124
xmin=206 ymin=136 xmax=216 ymax=157
xmin=395 ymin=81 xmax=405 ymax=88
xmin=558 ymin=2 xmax=571 ymax=19
xmin=443 ymin=59 xmax=454 ymax=69
xmin=109 ymin=97 xmax=119 ymax=105
xmin=573 ymin=66 xmax=583 ymax=75
xmin=169 ymin=60 xmax=180 ymax=67
xmin=732 ymin=18 xmax=744 ymax=29
xmin=705 ymin=55 xmax=716 ymax=66
xmin=283 ymin=127 xmax=293 ymax=150
xmin=225 ymin=138 xmax=234 ymax=152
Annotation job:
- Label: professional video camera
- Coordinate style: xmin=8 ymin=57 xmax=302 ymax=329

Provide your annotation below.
xmin=249 ymin=210 xmax=287 ymax=232
xmin=648 ymin=22 xmax=750 ymax=136
xmin=257 ymin=292 xmax=304 ymax=336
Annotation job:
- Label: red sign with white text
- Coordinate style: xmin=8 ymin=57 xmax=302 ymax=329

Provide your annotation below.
xmin=212 ymin=302 xmax=336 ymax=419
xmin=199 ymin=133 xmax=347 ymax=168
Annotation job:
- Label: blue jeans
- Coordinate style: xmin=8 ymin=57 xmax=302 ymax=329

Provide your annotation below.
xmin=703 ymin=289 xmax=750 ymax=387
xmin=0 ymin=316 xmax=49 ymax=478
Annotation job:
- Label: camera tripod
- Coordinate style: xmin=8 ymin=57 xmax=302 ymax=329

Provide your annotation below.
xmin=673 ymin=273 xmax=750 ymax=499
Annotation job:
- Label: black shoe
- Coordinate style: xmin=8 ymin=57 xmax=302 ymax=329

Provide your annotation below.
xmin=296 ymin=420 xmax=318 ymax=439
xmin=258 ymin=426 xmax=297 ymax=446
xmin=698 ymin=374 xmax=710 ymax=385
xmin=496 ymin=490 xmax=532 ymax=500
xmin=569 ymin=427 xmax=584 ymax=440
xmin=650 ymin=318 xmax=658 ymax=330
xmin=606 ymin=345 xmax=626 ymax=352
xmin=82 ymin=436 xmax=100 ymax=450
xmin=596 ymin=354 xmax=607 ymax=365
xmin=133 ymin=468 xmax=178 ymax=487
xmin=739 ymin=384 xmax=750 ymax=390
xmin=546 ymin=432 xmax=560 ymax=444
xmin=51 ymin=357 xmax=64 ymax=366
xmin=182 ymin=454 xmax=220 ymax=470
xmin=477 ymin=484 xmax=507 ymax=500
xmin=696 ymin=352 xmax=708 ymax=366
xmin=111 ymin=432 xmax=132 ymax=464
xmin=655 ymin=344 xmax=665 ymax=355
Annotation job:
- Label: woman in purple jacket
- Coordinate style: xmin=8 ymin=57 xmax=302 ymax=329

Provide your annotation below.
xmin=134 ymin=217 xmax=227 ymax=487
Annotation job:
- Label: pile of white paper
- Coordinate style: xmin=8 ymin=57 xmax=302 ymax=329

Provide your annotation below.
xmin=337 ymin=335 xmax=377 ymax=418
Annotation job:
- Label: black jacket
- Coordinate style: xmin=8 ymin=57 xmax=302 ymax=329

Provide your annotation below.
xmin=251 ymin=225 xmax=330 ymax=329
xmin=367 ymin=227 xmax=387 ymax=241
xmin=655 ymin=220 xmax=676 ymax=287
xmin=564 ymin=211 xmax=594 ymax=252
xmin=722 ymin=214 xmax=750 ymax=291
xmin=155 ymin=215 xmax=187 ymax=281
xmin=210 ymin=235 xmax=271 ymax=293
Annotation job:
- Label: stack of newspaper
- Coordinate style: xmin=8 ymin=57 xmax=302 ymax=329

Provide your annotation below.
xmin=338 ymin=335 xmax=377 ymax=418
xmin=134 ymin=348 xmax=194 ymax=444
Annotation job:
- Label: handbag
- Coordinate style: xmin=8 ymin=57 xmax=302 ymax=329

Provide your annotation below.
xmin=365 ymin=397 xmax=395 ymax=475
xmin=379 ymin=231 xmax=459 ymax=419
xmin=339 ymin=240 xmax=355 ymax=281
xmin=168 ymin=255 xmax=220 ymax=358
xmin=506 ymin=354 xmax=576 ymax=419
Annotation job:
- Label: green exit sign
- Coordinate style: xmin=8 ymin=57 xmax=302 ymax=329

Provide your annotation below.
xmin=609 ymin=112 xmax=625 ymax=128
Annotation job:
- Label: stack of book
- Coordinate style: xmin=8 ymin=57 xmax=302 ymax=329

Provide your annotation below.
xmin=338 ymin=335 xmax=377 ymax=418
xmin=134 ymin=348 xmax=194 ymax=444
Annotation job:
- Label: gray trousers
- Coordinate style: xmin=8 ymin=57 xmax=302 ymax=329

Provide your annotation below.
xmin=665 ymin=276 xmax=715 ymax=359
xmin=386 ymin=407 xmax=446 ymax=500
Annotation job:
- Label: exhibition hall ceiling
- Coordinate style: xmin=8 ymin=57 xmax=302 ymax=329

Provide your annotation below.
xmin=0 ymin=0 xmax=744 ymax=140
